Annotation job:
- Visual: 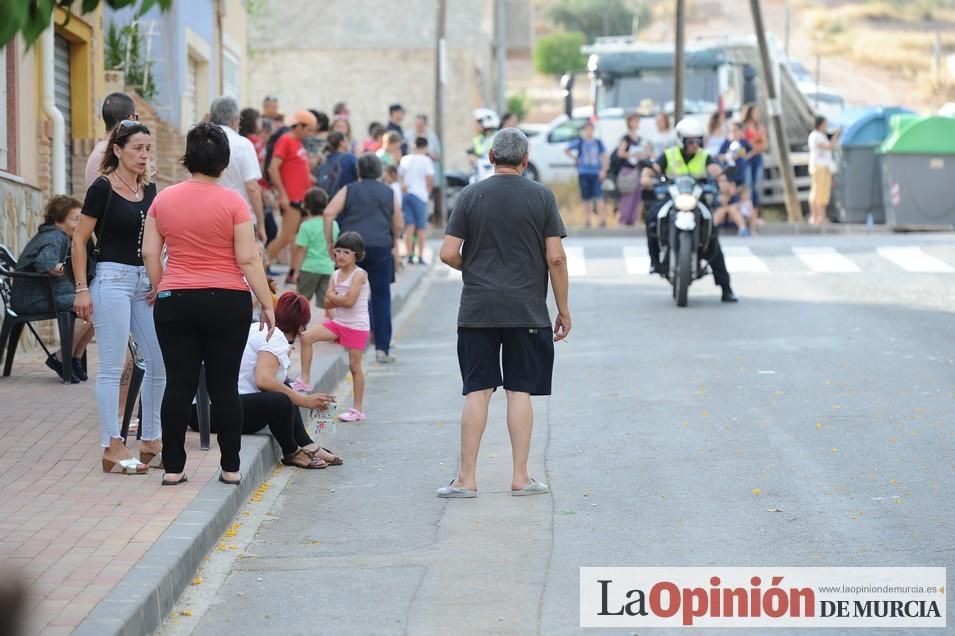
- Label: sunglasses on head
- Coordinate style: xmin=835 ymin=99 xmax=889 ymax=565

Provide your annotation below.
xmin=119 ymin=116 xmax=141 ymax=128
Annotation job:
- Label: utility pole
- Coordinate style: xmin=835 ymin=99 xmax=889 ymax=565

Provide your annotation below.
xmin=674 ymin=0 xmax=686 ymax=122
xmin=749 ymin=0 xmax=802 ymax=223
xmin=434 ymin=0 xmax=448 ymax=227
xmin=495 ymin=0 xmax=507 ymax=114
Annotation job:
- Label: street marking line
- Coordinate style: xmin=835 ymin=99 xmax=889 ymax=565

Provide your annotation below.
xmin=723 ymin=246 xmax=769 ymax=273
xmin=876 ymin=246 xmax=954 ymax=273
xmin=623 ymin=246 xmax=650 ymax=275
xmin=566 ymin=246 xmax=587 ymax=277
xmin=792 ymin=246 xmax=860 ymax=273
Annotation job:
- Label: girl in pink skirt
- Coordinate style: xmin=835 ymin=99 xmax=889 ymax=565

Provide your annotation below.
xmin=293 ymin=232 xmax=371 ymax=421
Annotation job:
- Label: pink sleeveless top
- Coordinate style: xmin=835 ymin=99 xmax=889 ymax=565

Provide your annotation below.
xmin=332 ymin=267 xmax=370 ymax=331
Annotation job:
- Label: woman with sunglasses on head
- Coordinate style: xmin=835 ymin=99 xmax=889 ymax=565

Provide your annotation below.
xmin=143 ymin=122 xmax=276 ymax=487
xmin=72 ymin=120 xmax=164 ymax=475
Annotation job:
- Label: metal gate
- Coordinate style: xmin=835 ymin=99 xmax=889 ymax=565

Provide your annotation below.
xmin=54 ymin=34 xmax=73 ymax=194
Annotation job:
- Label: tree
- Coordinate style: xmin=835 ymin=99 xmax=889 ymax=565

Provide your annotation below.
xmin=547 ymin=0 xmax=650 ymax=43
xmin=534 ymin=31 xmax=587 ymax=76
xmin=0 ymin=0 xmax=173 ymax=49
xmin=105 ymin=21 xmax=157 ymax=100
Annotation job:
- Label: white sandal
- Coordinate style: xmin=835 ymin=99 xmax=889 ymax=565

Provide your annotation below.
xmin=102 ymin=457 xmax=148 ymax=475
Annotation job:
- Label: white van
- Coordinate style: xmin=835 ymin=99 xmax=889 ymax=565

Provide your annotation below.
xmin=526 ymin=107 xmax=704 ymax=183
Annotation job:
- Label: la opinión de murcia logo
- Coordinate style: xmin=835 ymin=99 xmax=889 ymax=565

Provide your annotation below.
xmin=595 ymin=577 xmax=942 ymax=626
xmin=579 ymin=567 xmax=946 ymax=628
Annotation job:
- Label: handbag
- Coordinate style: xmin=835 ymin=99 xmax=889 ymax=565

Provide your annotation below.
xmin=75 ymin=176 xmax=115 ymax=284
xmin=615 ymin=166 xmax=640 ymax=195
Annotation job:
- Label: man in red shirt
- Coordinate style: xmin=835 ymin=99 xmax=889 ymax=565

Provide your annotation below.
xmin=267 ymin=110 xmax=317 ymax=278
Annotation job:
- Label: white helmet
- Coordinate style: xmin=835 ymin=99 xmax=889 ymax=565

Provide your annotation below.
xmin=675 ymin=117 xmax=706 ymax=146
xmin=473 ymin=107 xmax=501 ymax=131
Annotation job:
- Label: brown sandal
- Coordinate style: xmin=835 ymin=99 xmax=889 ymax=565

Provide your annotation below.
xmin=282 ymin=449 xmax=327 ymax=469
xmin=305 ymin=445 xmax=343 ymax=466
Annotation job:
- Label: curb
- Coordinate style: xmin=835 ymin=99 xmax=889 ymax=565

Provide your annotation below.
xmin=73 ymin=264 xmax=433 ymax=636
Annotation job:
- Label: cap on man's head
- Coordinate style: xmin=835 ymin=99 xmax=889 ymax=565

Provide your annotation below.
xmin=290 ymin=110 xmax=318 ymax=128
xmin=389 ymin=104 xmax=404 ymax=114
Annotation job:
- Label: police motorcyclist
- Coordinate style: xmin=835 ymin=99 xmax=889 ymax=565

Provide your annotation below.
xmin=468 ymin=108 xmax=499 ymax=182
xmin=640 ymin=117 xmax=738 ymax=303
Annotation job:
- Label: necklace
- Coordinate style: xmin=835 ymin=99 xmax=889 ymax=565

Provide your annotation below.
xmin=114 ymin=171 xmax=141 ymax=199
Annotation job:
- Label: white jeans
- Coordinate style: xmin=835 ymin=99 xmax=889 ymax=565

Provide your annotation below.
xmin=89 ymin=262 xmax=165 ymax=447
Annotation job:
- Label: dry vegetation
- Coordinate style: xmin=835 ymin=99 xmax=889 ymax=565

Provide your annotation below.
xmin=801 ymin=1 xmax=955 ymax=104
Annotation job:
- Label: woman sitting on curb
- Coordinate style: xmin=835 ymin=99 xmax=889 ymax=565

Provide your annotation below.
xmin=237 ymin=291 xmax=343 ymax=468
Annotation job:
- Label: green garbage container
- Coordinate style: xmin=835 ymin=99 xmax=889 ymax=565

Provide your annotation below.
xmin=879 ymin=116 xmax=955 ymax=228
xmin=830 ymin=107 xmax=914 ymax=223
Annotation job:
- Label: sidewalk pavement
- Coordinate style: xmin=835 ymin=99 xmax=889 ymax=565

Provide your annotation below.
xmin=0 ymin=263 xmax=431 ymax=636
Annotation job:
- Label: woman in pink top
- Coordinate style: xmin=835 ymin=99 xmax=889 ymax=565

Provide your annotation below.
xmin=296 ymin=232 xmax=370 ymax=422
xmin=143 ymin=123 xmax=276 ymax=487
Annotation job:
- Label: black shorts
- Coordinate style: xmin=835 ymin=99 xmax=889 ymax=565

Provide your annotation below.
xmin=457 ymin=327 xmax=555 ymax=396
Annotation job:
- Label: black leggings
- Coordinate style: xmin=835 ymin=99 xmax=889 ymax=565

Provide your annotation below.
xmin=239 ymin=391 xmax=313 ymax=456
xmin=154 ymin=289 xmax=252 ymax=474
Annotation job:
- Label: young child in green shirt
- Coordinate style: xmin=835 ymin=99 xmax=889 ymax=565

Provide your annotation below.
xmin=289 ymin=187 xmax=339 ymax=313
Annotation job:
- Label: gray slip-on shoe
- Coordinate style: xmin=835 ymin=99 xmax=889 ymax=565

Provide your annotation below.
xmin=511 ymin=478 xmax=550 ymax=497
xmin=436 ymin=480 xmax=477 ymax=498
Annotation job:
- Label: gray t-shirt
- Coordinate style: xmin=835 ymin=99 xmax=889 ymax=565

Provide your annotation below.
xmin=446 ymin=174 xmax=566 ymax=328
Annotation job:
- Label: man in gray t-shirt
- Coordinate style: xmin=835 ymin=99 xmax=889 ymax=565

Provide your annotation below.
xmin=437 ymin=128 xmax=571 ymax=499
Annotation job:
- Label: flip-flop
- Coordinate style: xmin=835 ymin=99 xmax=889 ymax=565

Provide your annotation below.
xmin=436 ymin=480 xmax=477 ymax=499
xmin=219 ymin=473 xmax=242 ymax=485
xmin=511 ymin=478 xmax=550 ymax=497
xmin=161 ymin=474 xmax=188 ymax=486
xmin=338 ymin=408 xmax=366 ymax=422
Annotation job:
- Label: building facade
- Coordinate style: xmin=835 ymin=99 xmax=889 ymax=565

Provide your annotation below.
xmin=246 ymin=0 xmax=531 ymax=171
xmin=0 ymin=6 xmax=106 ymax=256
xmin=103 ymin=0 xmax=249 ymax=134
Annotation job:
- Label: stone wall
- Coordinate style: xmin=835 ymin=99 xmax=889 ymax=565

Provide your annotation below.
xmin=247 ymin=0 xmax=498 ymax=172
xmin=131 ymin=93 xmax=187 ymax=190
xmin=248 ymin=47 xmax=485 ymax=171
xmin=0 ymin=176 xmax=45 ymax=258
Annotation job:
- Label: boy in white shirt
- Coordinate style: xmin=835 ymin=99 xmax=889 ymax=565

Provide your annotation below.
xmin=398 ymin=137 xmax=435 ymax=265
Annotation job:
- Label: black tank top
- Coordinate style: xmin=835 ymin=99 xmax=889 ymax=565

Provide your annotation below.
xmin=340 ymin=180 xmax=394 ymax=248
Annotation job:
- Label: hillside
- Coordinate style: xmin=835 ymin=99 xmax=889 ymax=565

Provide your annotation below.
xmin=512 ymin=0 xmax=955 ymax=121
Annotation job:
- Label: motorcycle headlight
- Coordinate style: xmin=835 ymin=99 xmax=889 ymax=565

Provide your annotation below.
xmin=674 ymin=193 xmax=698 ymax=211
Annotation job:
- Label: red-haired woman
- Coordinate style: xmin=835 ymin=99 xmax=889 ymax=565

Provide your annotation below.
xmin=237 ymin=291 xmax=343 ymax=468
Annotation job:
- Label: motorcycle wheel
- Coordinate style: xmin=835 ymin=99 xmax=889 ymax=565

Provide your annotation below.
xmin=676 ymin=231 xmax=692 ymax=307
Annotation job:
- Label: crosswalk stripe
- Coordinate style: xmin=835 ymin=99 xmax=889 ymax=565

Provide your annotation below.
xmin=623 ymin=246 xmax=650 ymax=275
xmin=723 ymin=246 xmax=769 ymax=273
xmin=876 ymin=246 xmax=954 ymax=273
xmin=792 ymin=246 xmax=860 ymax=273
xmin=566 ymin=246 xmax=587 ymax=277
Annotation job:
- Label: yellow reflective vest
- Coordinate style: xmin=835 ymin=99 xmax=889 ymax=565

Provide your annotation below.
xmin=664 ymin=146 xmax=710 ymax=179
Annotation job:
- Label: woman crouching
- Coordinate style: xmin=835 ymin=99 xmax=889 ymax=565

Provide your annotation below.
xmin=238 ymin=291 xmax=342 ymax=468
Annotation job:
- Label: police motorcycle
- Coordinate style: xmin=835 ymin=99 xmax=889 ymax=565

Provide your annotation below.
xmin=653 ymin=175 xmax=718 ymax=307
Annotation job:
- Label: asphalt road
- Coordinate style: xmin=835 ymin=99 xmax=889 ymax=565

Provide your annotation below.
xmin=160 ymin=233 xmax=955 ymax=636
